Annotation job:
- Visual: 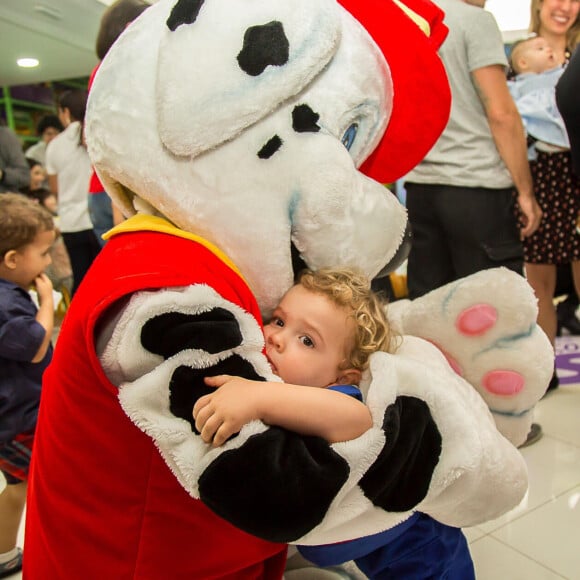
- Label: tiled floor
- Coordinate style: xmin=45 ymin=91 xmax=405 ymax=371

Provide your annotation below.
xmin=464 ymin=336 xmax=580 ymax=580
xmin=3 ymin=338 xmax=579 ymax=579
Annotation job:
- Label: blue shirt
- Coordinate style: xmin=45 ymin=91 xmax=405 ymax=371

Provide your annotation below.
xmin=508 ymin=67 xmax=570 ymax=155
xmin=0 ymin=278 xmax=52 ymax=443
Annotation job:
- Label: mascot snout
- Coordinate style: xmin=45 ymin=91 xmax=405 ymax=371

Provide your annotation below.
xmin=86 ymin=0 xmax=449 ymax=314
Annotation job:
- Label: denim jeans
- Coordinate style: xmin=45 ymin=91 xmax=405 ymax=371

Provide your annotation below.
xmin=88 ymin=191 xmax=113 ymax=247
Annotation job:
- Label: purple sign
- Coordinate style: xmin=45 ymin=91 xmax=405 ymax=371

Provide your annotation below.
xmin=555 ymin=336 xmax=580 ymax=385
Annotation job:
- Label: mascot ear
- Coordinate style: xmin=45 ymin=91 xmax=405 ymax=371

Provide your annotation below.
xmin=157 ymin=0 xmax=341 ymax=157
xmin=339 ymin=0 xmax=451 ymax=183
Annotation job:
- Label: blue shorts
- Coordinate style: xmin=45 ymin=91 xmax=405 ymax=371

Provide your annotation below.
xmin=299 ymin=513 xmax=474 ymax=580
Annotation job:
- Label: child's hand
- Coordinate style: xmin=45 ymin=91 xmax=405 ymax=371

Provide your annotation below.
xmin=193 ymin=375 xmax=266 ymax=447
xmin=34 ymin=273 xmax=54 ymax=305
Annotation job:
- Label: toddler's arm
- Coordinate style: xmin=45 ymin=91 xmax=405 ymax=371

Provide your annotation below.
xmin=193 ymin=375 xmax=372 ymax=447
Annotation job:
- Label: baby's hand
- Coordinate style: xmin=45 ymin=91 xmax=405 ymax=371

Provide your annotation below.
xmin=193 ymin=375 xmax=266 ymax=447
xmin=34 ymin=273 xmax=54 ymax=305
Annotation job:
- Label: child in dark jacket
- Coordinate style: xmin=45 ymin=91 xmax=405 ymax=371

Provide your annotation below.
xmin=0 ymin=193 xmax=55 ymax=578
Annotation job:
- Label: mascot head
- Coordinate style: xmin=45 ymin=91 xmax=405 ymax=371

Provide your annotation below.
xmin=86 ymin=0 xmax=450 ymax=316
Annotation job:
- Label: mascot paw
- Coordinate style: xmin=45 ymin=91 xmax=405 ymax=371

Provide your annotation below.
xmin=389 ymin=268 xmax=554 ymax=446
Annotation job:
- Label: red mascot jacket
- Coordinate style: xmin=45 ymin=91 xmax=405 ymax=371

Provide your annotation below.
xmin=25 ymin=217 xmax=287 ymax=579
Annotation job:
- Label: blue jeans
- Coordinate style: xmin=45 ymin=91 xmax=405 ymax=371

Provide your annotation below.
xmin=88 ymin=191 xmax=113 ymax=247
xmin=299 ymin=513 xmax=474 ymax=580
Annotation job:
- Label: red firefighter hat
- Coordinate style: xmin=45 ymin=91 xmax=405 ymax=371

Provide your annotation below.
xmin=338 ymin=0 xmax=451 ymax=183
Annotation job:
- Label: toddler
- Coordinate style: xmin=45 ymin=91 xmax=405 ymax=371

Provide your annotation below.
xmin=194 ymin=267 xmax=395 ymax=446
xmin=0 ymin=193 xmax=55 ymax=577
xmin=21 ymin=188 xmax=73 ymax=299
xmin=194 ymin=268 xmax=475 ymax=579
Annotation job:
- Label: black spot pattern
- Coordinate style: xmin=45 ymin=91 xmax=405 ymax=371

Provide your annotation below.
xmin=359 ymin=396 xmax=442 ymax=511
xmin=167 ymin=0 xmax=204 ymax=31
xmin=237 ymin=21 xmax=289 ymax=76
xmin=292 ymin=104 xmax=320 ymax=133
xmin=169 ymin=357 xmax=264 ymax=431
xmin=199 ymin=427 xmax=350 ymax=542
xmin=258 ymin=135 xmax=283 ymax=159
xmin=141 ymin=309 xmax=243 ymax=358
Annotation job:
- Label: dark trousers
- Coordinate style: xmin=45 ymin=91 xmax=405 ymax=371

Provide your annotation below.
xmin=62 ymin=229 xmax=101 ymax=296
xmin=405 ymin=183 xmax=524 ymax=299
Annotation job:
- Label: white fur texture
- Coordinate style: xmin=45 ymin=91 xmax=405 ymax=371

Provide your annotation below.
xmin=86 ymin=0 xmax=404 ymax=317
xmin=388 ymin=268 xmax=553 ymax=447
xmin=104 ymin=286 xmax=528 ymax=544
xmin=158 ymin=0 xmax=341 ymax=156
xmin=106 ymin=285 xmax=278 ymax=497
xmin=86 ymin=0 xmax=554 ymax=547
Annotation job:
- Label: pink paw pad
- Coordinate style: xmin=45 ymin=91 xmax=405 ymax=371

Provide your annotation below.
xmin=482 ymin=370 xmax=525 ymax=396
xmin=456 ymin=304 xmax=497 ymax=336
xmin=427 ymin=341 xmax=463 ymax=376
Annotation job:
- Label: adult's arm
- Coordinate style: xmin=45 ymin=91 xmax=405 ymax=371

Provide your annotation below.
xmin=472 ymin=65 xmax=542 ymax=238
xmin=556 ymin=48 xmax=580 ymax=175
xmin=0 ymin=128 xmax=30 ymax=191
xmin=48 ymin=174 xmax=58 ymax=196
xmin=45 ymin=139 xmax=59 ymax=196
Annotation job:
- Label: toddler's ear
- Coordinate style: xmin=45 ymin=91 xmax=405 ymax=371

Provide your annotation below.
xmin=337 ymin=368 xmax=362 ymax=386
xmin=2 ymin=250 xmax=18 ymax=269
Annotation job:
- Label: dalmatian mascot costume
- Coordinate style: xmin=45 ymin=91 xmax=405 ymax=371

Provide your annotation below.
xmin=25 ymin=0 xmax=553 ymax=578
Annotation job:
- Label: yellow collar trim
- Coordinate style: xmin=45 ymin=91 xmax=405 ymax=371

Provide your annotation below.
xmin=103 ymin=214 xmax=244 ymax=279
xmin=393 ymin=0 xmax=430 ymax=37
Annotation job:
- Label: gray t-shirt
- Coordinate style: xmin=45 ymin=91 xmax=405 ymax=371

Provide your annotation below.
xmin=405 ymin=0 xmax=512 ymax=188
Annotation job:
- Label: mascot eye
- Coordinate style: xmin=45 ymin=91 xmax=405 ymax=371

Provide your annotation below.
xmin=341 ymin=123 xmax=359 ymax=151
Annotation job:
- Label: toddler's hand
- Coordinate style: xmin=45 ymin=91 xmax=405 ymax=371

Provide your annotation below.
xmin=34 ymin=273 xmax=54 ymax=306
xmin=193 ymin=375 xmax=266 ymax=447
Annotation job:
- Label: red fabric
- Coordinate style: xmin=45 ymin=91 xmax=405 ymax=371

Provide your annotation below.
xmin=338 ymin=0 xmax=451 ymax=183
xmin=88 ymin=168 xmax=102 ymax=194
xmin=25 ymin=229 xmax=287 ymax=579
xmin=88 ymin=64 xmax=104 ymax=194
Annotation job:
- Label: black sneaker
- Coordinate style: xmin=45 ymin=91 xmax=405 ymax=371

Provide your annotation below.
xmin=0 ymin=549 xmax=23 ymax=579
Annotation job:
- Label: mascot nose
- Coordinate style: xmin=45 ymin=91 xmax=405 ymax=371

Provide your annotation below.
xmin=375 ymin=221 xmax=412 ymax=279
xmin=291 ymin=222 xmax=412 ymax=283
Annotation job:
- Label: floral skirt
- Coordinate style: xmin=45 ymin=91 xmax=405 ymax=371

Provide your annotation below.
xmin=522 ymin=150 xmax=580 ymax=265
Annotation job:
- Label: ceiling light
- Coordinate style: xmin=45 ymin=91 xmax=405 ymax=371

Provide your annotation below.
xmin=17 ymin=58 xmax=40 ymax=68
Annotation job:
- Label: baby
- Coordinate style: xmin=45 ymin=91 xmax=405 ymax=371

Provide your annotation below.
xmin=508 ymin=36 xmax=570 ymax=155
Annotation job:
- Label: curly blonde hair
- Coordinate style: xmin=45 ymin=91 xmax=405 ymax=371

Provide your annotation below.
xmin=298 ymin=268 xmax=398 ymax=372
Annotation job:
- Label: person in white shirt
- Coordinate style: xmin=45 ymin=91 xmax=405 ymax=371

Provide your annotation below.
xmin=46 ymin=90 xmax=101 ymax=296
xmin=24 ymin=115 xmax=63 ymax=167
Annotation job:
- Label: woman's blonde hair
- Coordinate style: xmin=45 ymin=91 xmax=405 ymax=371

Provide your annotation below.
xmin=298 ymin=267 xmax=398 ymax=372
xmin=529 ymin=0 xmax=580 ymax=52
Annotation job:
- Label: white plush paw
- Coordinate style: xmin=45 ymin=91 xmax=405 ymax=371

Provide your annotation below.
xmin=388 ymin=268 xmax=554 ymax=447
